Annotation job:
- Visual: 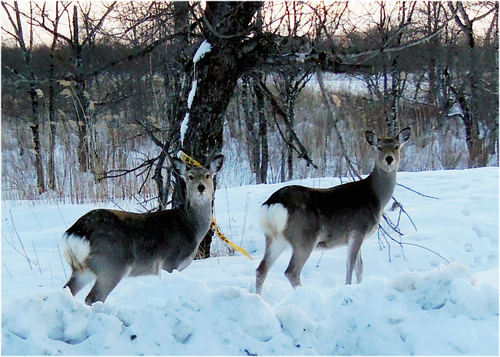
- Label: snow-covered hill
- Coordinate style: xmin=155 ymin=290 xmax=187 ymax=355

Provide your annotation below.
xmin=2 ymin=168 xmax=498 ymax=355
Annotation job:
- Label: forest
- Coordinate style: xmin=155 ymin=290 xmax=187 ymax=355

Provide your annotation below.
xmin=1 ymin=4 xmax=498 ymax=351
xmin=2 ymin=1 xmax=498 ymax=206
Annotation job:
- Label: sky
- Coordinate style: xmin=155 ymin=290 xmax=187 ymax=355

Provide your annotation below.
xmin=2 ymin=1 xmax=495 ymax=49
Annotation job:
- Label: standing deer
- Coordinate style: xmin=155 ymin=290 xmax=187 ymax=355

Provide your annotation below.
xmin=62 ymin=155 xmax=224 ymax=305
xmin=255 ymin=128 xmax=411 ymax=295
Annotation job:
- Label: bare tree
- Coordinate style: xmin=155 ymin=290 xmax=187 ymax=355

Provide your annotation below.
xmin=2 ymin=1 xmax=45 ymax=193
xmin=32 ymin=2 xmax=70 ymax=191
xmin=33 ymin=1 xmax=117 ymax=172
xmin=448 ymin=1 xmax=498 ymax=167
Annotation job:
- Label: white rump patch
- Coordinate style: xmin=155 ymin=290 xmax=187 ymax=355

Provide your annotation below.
xmin=260 ymin=203 xmax=289 ymax=238
xmin=62 ymin=233 xmax=90 ymax=266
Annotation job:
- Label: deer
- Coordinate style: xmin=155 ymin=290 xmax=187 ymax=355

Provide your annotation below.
xmin=255 ymin=128 xmax=411 ymax=295
xmin=62 ymin=154 xmax=224 ymax=305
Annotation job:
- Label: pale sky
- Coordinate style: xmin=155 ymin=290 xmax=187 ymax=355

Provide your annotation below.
xmin=1 ymin=1 xmax=495 ymax=48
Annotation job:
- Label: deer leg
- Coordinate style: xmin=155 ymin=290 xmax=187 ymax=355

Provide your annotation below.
xmin=84 ymin=255 xmax=129 ymax=305
xmin=84 ymin=271 xmax=125 ymax=305
xmin=255 ymin=234 xmax=288 ymax=295
xmin=64 ymin=268 xmax=94 ymax=296
xmin=284 ymin=241 xmax=315 ymax=289
xmin=346 ymin=235 xmax=363 ymax=285
xmin=354 ymin=250 xmax=363 ymax=284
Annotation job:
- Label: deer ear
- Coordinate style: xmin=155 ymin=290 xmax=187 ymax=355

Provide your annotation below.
xmin=365 ymin=131 xmax=378 ymax=146
xmin=209 ymin=154 xmax=224 ymax=175
xmin=398 ymin=127 xmax=411 ymax=145
xmin=171 ymin=158 xmax=187 ymax=177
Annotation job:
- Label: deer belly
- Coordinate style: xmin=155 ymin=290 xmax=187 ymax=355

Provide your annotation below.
xmin=315 ymin=234 xmax=349 ymax=250
xmin=315 ymin=218 xmax=379 ymax=249
xmin=127 ymin=259 xmax=163 ymax=277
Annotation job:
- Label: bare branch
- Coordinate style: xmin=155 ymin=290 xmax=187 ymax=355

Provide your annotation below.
xmin=397 ymin=183 xmax=439 ymax=200
xmin=80 ymin=1 xmax=117 ymax=47
xmin=255 ymin=77 xmax=318 ymax=169
xmin=315 ymin=68 xmax=361 ymax=179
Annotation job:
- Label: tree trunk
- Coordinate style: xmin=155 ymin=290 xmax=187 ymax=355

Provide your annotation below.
xmin=29 ymin=86 xmax=45 ymax=194
xmin=451 ymin=1 xmax=487 ymax=167
xmin=242 ymin=78 xmax=260 ymax=177
xmin=286 ymin=96 xmax=294 ymax=181
xmin=180 ymin=1 xmax=263 ymax=258
xmin=71 ymin=5 xmax=91 ymax=173
xmin=255 ymin=79 xmax=268 ymax=184
xmin=47 ymin=44 xmax=57 ymax=191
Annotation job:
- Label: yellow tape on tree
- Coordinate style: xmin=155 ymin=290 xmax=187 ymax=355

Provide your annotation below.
xmin=177 ymin=151 xmax=253 ymax=260
xmin=211 ymin=218 xmax=253 ymax=260
xmin=177 ymin=151 xmax=202 ymax=167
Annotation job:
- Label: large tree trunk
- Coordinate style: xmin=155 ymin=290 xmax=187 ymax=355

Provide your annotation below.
xmin=179 ymin=2 xmax=263 ymax=258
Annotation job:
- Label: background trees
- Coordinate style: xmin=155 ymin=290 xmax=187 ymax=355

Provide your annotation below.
xmin=2 ymin=1 xmax=498 ymax=254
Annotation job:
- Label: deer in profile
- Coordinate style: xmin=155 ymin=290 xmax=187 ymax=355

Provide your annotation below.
xmin=62 ymin=155 xmax=224 ymax=305
xmin=255 ymin=128 xmax=411 ymax=295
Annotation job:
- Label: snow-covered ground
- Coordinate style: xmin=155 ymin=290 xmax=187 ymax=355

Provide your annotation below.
xmin=2 ymin=168 xmax=498 ymax=355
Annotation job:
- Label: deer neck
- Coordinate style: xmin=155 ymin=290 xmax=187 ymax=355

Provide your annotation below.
xmin=368 ymin=164 xmax=398 ymax=209
xmin=184 ymin=199 xmax=213 ymax=242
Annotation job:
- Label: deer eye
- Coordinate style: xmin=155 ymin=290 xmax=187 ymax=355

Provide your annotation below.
xmin=188 ymin=174 xmax=194 ymax=180
xmin=378 ymin=146 xmax=383 ymax=151
xmin=205 ymin=173 xmax=210 ymax=180
xmin=394 ymin=145 xmax=399 ymax=150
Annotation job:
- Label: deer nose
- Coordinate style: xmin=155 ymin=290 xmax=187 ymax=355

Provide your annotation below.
xmin=197 ymin=184 xmax=205 ymax=193
xmin=386 ymin=156 xmax=394 ymax=165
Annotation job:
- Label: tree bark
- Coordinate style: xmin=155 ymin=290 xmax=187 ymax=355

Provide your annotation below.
xmin=450 ymin=1 xmax=486 ymax=167
xmin=180 ymin=1 xmax=263 ymax=258
xmin=255 ymin=79 xmax=268 ymax=184
xmin=29 ymin=86 xmax=45 ymax=194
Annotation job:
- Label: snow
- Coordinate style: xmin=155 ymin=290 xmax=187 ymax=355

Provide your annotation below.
xmin=180 ymin=40 xmax=211 ymax=145
xmin=193 ymin=40 xmax=212 ymax=64
xmin=447 ymin=102 xmax=465 ymax=117
xmin=308 ymin=73 xmax=369 ymax=94
xmin=2 ymin=168 xmax=499 ymax=355
xmin=187 ymin=80 xmax=198 ymax=109
xmin=180 ymin=112 xmax=190 ymax=145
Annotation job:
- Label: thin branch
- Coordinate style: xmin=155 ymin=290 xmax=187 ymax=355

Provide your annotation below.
xmin=2 ymin=234 xmax=37 ymax=266
xmin=316 ymin=68 xmax=361 ymax=180
xmin=8 ymin=209 xmax=34 ymax=269
xmin=255 ymin=77 xmax=318 ymax=169
xmin=3 ymin=263 xmax=13 ymax=279
xmin=98 ymin=156 xmax=158 ymax=180
xmin=390 ymin=199 xmax=417 ymax=232
xmin=378 ymin=224 xmax=450 ymax=264
xmin=397 ymin=183 xmax=439 ymax=199
xmin=80 ymin=1 xmax=117 ymax=47
xmin=341 ymin=7 xmax=458 ymax=62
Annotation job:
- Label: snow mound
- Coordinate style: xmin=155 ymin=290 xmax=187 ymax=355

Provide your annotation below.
xmin=2 ymin=263 xmax=497 ymax=355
